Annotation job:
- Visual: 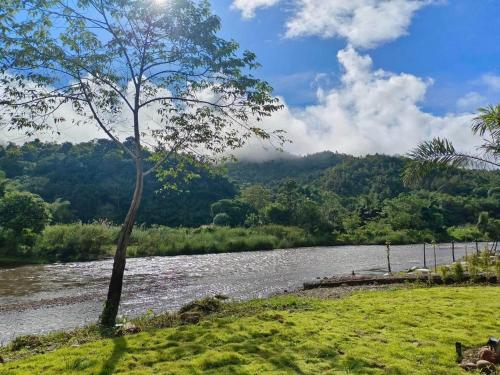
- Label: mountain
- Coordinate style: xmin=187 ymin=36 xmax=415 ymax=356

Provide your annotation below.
xmin=226 ymin=151 xmax=351 ymax=186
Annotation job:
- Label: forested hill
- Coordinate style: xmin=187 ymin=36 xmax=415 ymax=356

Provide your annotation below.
xmin=228 ymin=151 xmax=499 ymax=199
xmin=0 ymin=139 xmax=499 ymax=232
xmin=226 ymin=151 xmax=351 ymax=186
xmin=0 ymin=139 xmax=237 ymax=227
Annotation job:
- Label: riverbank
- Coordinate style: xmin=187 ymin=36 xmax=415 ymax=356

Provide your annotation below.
xmin=1 ymin=222 xmax=491 ymax=265
xmin=1 ymin=224 xmax=332 ymax=265
xmin=1 ymin=285 xmax=499 ymax=374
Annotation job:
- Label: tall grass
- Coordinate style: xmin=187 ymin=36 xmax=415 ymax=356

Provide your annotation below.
xmin=33 ymin=222 xmax=120 ymax=262
xmin=30 ymin=223 xmax=322 ymax=262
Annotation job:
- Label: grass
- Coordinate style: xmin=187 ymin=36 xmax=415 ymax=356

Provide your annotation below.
xmin=3 ymin=223 xmax=326 ymax=263
xmin=1 ymin=286 xmax=499 ymax=374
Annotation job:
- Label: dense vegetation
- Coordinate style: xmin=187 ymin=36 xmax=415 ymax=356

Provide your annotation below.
xmin=1 ymin=286 xmax=499 ymax=374
xmin=0 ymin=140 xmax=499 ymax=263
xmin=0 ymin=139 xmax=236 ymax=226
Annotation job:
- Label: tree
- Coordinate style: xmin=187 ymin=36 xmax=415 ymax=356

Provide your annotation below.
xmin=263 ymin=203 xmax=290 ymax=225
xmin=1 ymin=0 xmax=282 ymax=326
xmin=211 ymin=199 xmax=254 ymax=227
xmin=404 ymin=105 xmax=500 ymax=185
xmin=477 ymin=212 xmax=500 ymax=253
xmin=294 ymin=199 xmax=329 ymax=233
xmin=47 ymin=198 xmax=73 ymax=223
xmin=0 ymin=191 xmax=51 ymax=254
xmin=240 ymin=184 xmax=271 ymax=210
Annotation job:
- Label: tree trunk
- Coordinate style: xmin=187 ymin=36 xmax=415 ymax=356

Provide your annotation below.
xmin=101 ymin=158 xmax=144 ymax=327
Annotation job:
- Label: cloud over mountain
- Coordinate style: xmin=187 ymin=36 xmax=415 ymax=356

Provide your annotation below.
xmin=247 ymin=46 xmax=477 ymax=157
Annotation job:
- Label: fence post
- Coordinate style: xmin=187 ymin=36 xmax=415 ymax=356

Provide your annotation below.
xmin=451 ymin=240 xmax=455 ymax=262
xmin=432 ymin=241 xmax=437 ymax=272
xmin=423 ymin=243 xmax=427 ymax=268
xmin=385 ymin=241 xmax=392 ymax=274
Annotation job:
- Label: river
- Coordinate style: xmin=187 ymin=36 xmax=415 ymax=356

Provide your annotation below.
xmin=0 ymin=242 xmax=482 ymax=344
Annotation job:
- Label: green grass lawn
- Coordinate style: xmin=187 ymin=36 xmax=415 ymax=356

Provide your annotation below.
xmin=1 ymin=286 xmax=499 ymax=374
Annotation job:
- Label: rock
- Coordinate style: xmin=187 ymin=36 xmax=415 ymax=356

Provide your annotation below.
xmin=460 ymin=362 xmax=477 ymax=371
xmin=478 ymin=347 xmax=497 ymax=363
xmin=415 ymin=268 xmax=430 ymax=274
xmin=122 ymin=322 xmax=140 ymax=334
xmin=476 ymin=360 xmax=495 ymax=374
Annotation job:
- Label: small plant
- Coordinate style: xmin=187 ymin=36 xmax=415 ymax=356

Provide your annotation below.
xmin=450 ymin=262 xmax=466 ymax=282
xmin=466 ymin=253 xmax=480 ymax=280
xmin=9 ymin=335 xmax=43 ymax=351
xmin=438 ymin=266 xmax=452 ymax=283
xmin=479 ymin=249 xmax=492 ymax=273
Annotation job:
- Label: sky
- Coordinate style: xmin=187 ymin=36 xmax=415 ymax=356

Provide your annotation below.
xmin=2 ymin=0 xmax=500 ymax=158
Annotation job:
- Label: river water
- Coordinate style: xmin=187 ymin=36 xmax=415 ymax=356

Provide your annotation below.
xmin=0 ymin=242 xmax=481 ymax=343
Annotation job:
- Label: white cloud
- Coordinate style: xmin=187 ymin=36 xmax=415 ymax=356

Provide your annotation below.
xmin=232 ymin=0 xmax=435 ymax=48
xmin=456 ymin=92 xmax=486 ymax=112
xmin=480 ymin=73 xmax=500 ymax=91
xmin=247 ymin=47 xmax=479 ymax=157
xmin=0 ymin=80 xmax=166 ymax=146
xmin=2 ymin=49 xmax=481 ymax=159
xmin=285 ymin=0 xmax=433 ymax=48
xmin=231 ymin=0 xmax=280 ymax=19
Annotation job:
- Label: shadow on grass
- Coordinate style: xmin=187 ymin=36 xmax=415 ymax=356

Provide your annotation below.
xmin=98 ymin=336 xmax=127 ymax=375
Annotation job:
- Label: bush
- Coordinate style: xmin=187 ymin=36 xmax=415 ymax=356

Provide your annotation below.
xmin=0 ymin=191 xmax=51 ymax=256
xmin=450 ymin=262 xmax=466 ymax=282
xmin=211 ymin=199 xmax=254 ymax=227
xmin=466 ymin=253 xmax=480 ymax=280
xmin=34 ymin=223 xmax=118 ymax=262
xmin=438 ymin=266 xmax=452 ymax=283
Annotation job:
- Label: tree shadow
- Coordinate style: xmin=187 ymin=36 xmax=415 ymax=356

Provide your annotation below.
xmin=98 ymin=336 xmax=127 ymax=375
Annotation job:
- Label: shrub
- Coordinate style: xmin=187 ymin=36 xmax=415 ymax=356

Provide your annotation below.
xmin=34 ymin=223 xmax=118 ymax=262
xmin=466 ymin=253 xmax=480 ymax=280
xmin=479 ymin=249 xmax=492 ymax=273
xmin=438 ymin=266 xmax=452 ymax=283
xmin=450 ymin=262 xmax=466 ymax=282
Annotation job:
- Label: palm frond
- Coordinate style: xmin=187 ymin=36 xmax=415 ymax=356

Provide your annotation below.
xmin=402 ymin=138 xmax=497 ymax=186
xmin=472 ymin=104 xmax=500 ymax=137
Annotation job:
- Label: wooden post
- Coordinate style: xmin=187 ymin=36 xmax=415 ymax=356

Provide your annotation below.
xmin=455 ymin=342 xmax=463 ymax=363
xmin=385 ymin=241 xmax=392 ymax=275
xmin=475 ymin=240 xmax=479 ymax=255
xmin=451 ymin=241 xmax=455 ymax=262
xmin=432 ymin=241 xmax=437 ymax=272
xmin=465 ymin=244 xmax=468 ymax=260
xmin=423 ymin=243 xmax=427 ymax=268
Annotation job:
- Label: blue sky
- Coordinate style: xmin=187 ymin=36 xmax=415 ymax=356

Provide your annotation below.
xmin=212 ymin=0 xmax=500 ymax=113
xmin=202 ymin=0 xmax=500 ymax=157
